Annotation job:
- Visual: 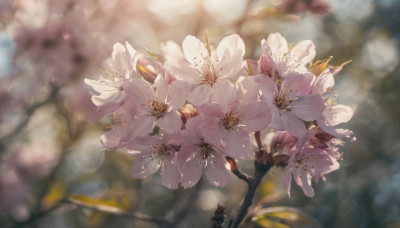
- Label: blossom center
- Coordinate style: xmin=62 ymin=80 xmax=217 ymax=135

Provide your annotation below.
xmin=148 ymin=100 xmax=168 ymax=118
xmin=151 ymin=144 xmax=168 ymax=156
xmin=199 ymin=141 xmax=214 ymax=159
xmin=294 ymin=154 xmax=314 ymax=176
xmin=201 ymin=62 xmax=218 ymax=86
xmin=274 ymin=90 xmax=298 ymax=112
xmin=111 ymin=113 xmax=125 ymax=126
xmin=221 ymin=112 xmax=241 ymax=129
xmin=323 ymin=88 xmax=338 ymax=107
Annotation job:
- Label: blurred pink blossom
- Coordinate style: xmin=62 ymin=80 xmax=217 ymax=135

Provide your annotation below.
xmin=0 ymin=144 xmax=59 ymax=221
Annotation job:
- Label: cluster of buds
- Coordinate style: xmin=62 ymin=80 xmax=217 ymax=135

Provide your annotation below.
xmin=85 ymin=32 xmax=354 ymax=197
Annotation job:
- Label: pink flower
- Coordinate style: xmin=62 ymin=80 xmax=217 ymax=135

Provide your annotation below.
xmin=269 ymin=131 xmax=295 ymax=155
xmin=258 ymin=33 xmax=316 ymax=78
xmin=13 ymin=20 xmax=75 ymax=83
xmin=100 ymin=100 xmax=136 ymax=150
xmin=124 ymin=74 xmax=189 ymax=138
xmin=0 ymin=144 xmax=59 ymax=221
xmin=165 ymin=34 xmax=245 ymax=105
xmin=179 ymin=116 xmax=230 ymax=188
xmin=85 ymin=41 xmax=140 ymax=113
xmin=283 ymin=128 xmax=336 ymax=197
xmin=199 ymin=77 xmax=270 ymax=159
xmin=126 ymin=132 xmax=181 ymax=189
xmin=256 ymin=72 xmax=325 ymax=137
xmin=311 ymin=70 xmax=354 ymax=138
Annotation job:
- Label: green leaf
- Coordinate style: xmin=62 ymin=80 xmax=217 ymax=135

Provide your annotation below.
xmin=255 ymin=218 xmax=291 ymax=228
xmin=145 ymin=48 xmax=165 ymax=62
xmin=246 ymin=60 xmax=255 ymax=76
xmin=67 ymin=194 xmax=126 ymax=214
xmin=309 ymin=56 xmax=332 ymax=76
xmin=252 ymin=207 xmax=317 ymax=227
xmin=41 ymin=181 xmax=67 ymax=209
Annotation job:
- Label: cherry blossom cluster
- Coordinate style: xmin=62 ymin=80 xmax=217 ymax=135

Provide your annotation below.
xmin=85 ymin=33 xmax=354 ymax=197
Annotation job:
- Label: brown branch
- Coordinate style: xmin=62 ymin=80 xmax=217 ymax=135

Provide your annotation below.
xmin=226 ymin=156 xmax=251 ymax=183
xmin=6 ymin=201 xmax=64 ymax=228
xmin=0 ymin=86 xmax=60 ymax=152
xmin=254 ymin=131 xmax=263 ymax=151
xmin=229 ymin=151 xmax=273 ymax=228
xmin=7 ymin=196 xmax=172 ymax=228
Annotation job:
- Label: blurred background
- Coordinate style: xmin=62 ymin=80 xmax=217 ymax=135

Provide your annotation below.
xmin=0 ymin=0 xmax=399 ymax=227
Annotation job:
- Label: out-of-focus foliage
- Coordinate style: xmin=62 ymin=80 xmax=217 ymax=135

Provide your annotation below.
xmin=253 ymin=206 xmax=316 ymax=228
xmin=0 ymin=0 xmax=399 ymax=227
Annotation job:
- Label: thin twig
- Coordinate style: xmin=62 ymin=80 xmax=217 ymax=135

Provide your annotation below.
xmin=0 ymin=86 xmax=60 ymax=150
xmin=6 ymin=201 xmax=64 ymax=228
xmin=226 ymin=156 xmax=251 ymax=183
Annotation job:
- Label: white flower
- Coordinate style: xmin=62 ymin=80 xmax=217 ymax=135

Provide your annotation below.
xmin=165 ymin=34 xmax=245 ymax=105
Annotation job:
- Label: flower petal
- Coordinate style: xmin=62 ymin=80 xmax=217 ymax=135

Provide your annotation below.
xmin=164 ymin=59 xmax=200 ymax=84
xmin=100 ymin=127 xmax=128 ymax=150
xmin=161 ymin=154 xmax=180 ymax=189
xmin=287 ymin=40 xmax=316 ymax=69
xmin=281 ymin=72 xmax=314 ymax=98
xmin=212 ymin=80 xmax=236 ymax=113
xmin=283 ymin=165 xmax=294 ymax=197
xmin=291 ymin=94 xmax=325 ymax=121
xmin=201 ymin=119 xmax=225 ymax=145
xmin=188 ymin=84 xmax=213 ymax=106
xmin=236 ymin=76 xmax=260 ymax=104
xmin=182 ymin=35 xmax=208 ymax=65
xmin=216 ymin=34 xmax=245 ymax=61
xmin=157 ymin=111 xmax=182 ymax=133
xmin=312 ymin=71 xmax=334 ymax=95
xmin=205 ymin=152 xmax=230 ymax=187
xmin=238 ymin=102 xmax=271 ymax=131
xmin=316 ymin=118 xmax=353 ymax=138
xmin=131 ymin=156 xmax=161 ymax=178
xmin=280 ymin=112 xmax=307 ymax=137
xmin=128 ymin=116 xmax=155 ymax=138
xmin=167 ymin=80 xmax=189 ymax=110
xmin=124 ymin=78 xmax=155 ymax=105
xmin=263 ymin=33 xmax=288 ymax=61
xmin=254 ymin=75 xmax=278 ymax=103
xmin=323 ymin=104 xmax=354 ymax=126
xmin=154 ymin=74 xmax=169 ymax=102
xmin=225 ymin=128 xmax=253 ymax=159
xmin=293 ymin=168 xmax=315 ymax=197
xmin=112 ymin=42 xmax=130 ymax=70
xmin=181 ymin=154 xmax=205 ymax=188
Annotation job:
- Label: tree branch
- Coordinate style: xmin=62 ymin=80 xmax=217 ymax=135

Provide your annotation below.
xmin=0 ymin=86 xmax=60 ymax=152
xmin=254 ymin=131 xmax=263 ymax=151
xmin=7 ymin=197 xmax=172 ymax=228
xmin=6 ymin=201 xmax=64 ymax=228
xmin=229 ymin=151 xmax=273 ymax=228
xmin=226 ymin=156 xmax=251 ymax=183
